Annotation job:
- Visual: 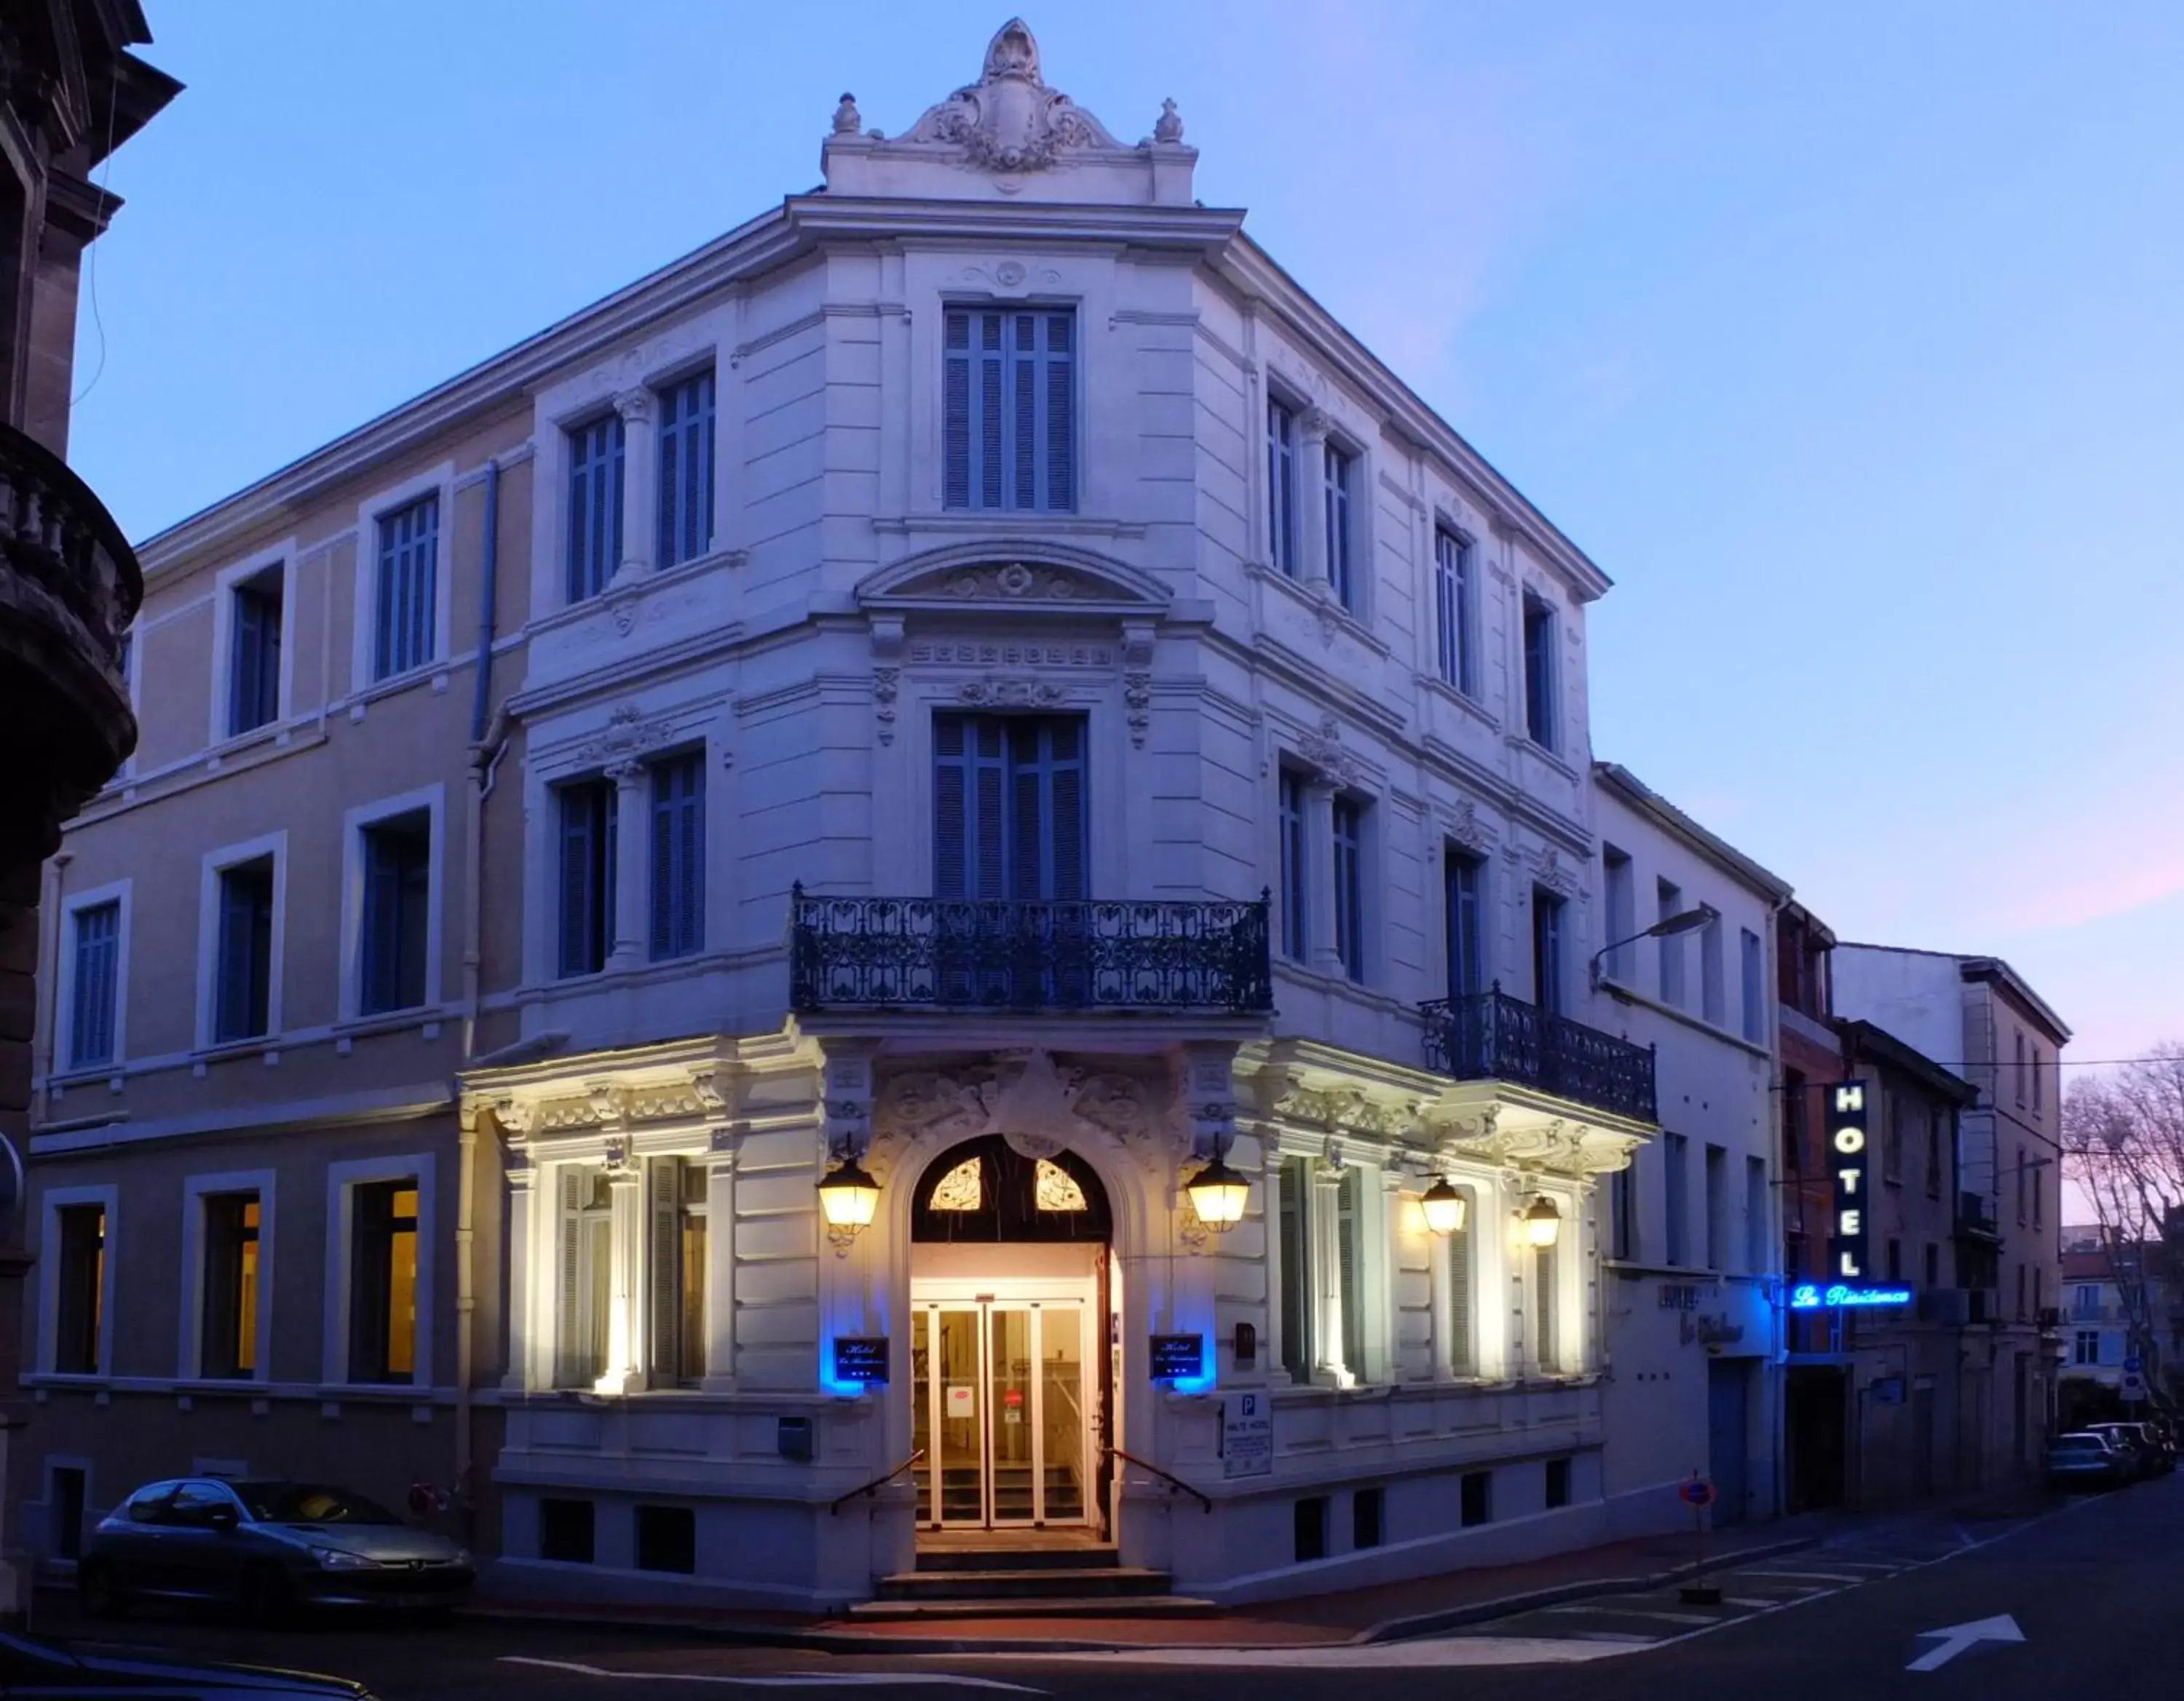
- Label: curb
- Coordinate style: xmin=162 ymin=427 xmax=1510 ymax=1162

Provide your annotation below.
xmin=456 ymin=1532 xmax=1824 ymax=1657
xmin=1352 ymin=1532 xmax=1821 ymax=1643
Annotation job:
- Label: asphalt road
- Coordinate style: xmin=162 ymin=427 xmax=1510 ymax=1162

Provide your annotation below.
xmin=31 ymin=1473 xmax=2177 ymax=1699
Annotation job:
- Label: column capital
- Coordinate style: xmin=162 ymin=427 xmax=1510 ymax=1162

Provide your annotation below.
xmin=612 ymin=387 xmax=655 ymax=425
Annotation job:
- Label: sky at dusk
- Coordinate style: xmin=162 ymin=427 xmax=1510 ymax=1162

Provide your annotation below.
xmin=66 ymin=2 xmax=2184 ymax=1086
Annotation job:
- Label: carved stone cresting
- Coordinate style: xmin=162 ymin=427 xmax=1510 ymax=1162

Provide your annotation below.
xmin=903 ymin=18 xmax=1123 ymax=174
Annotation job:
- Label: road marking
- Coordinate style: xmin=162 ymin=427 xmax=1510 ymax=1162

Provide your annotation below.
xmin=1733 ymin=1569 xmax=1870 ymax=1584
xmin=1906 ymin=1614 xmax=2025 ymax=1674
xmin=980 ymin=1639 xmax=1629 ymax=1668
xmin=498 ymin=1656 xmax=1049 ymax=1694
xmin=1541 ymin=1604 xmax=1725 ymax=1626
xmin=1566 ymin=1631 xmax=1658 ymax=1643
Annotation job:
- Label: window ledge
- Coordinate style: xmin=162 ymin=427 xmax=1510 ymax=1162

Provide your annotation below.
xmin=527 ymin=548 xmax=746 ymax=642
xmin=44 ymin=1066 xmax=123 ymax=1093
xmin=203 ymin=721 xmax=293 ymax=770
xmin=1417 ymin=673 xmax=1497 ymax=731
xmin=332 ymin=1006 xmax=450 ymax=1043
xmin=1509 ymin=733 xmax=1579 ymax=781
xmin=1595 ymin=976 xmax=1771 ymax=1061
xmin=341 ymin=660 xmax=453 ymax=718
xmin=1247 ymin=559 xmax=1390 ymax=658
xmin=20 ymin=1373 xmax=111 ymax=1389
xmin=189 ymin=1036 xmax=281 ymax=1067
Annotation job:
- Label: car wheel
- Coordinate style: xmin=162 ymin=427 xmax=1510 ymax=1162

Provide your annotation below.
xmin=245 ymin=1565 xmax=293 ymax=1627
xmin=78 ymin=1560 xmax=127 ymax=1621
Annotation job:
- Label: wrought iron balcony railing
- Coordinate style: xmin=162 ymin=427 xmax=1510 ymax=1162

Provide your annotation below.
xmin=1418 ymin=985 xmax=1658 ymax=1124
xmin=789 ymin=886 xmax=1273 ymax=1014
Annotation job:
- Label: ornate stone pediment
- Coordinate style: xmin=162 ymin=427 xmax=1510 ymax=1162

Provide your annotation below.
xmin=857 ymin=545 xmax=1171 ymax=616
xmin=868 ymin=1051 xmax=1180 ymax=1177
xmin=1429 ymin=1109 xmax=1641 ymax=1178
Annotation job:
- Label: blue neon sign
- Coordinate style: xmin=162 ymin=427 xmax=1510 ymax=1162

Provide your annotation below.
xmin=1789 ymin=1282 xmax=1913 ymax=1311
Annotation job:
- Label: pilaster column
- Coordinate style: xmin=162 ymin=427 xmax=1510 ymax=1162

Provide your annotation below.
xmin=612 ymin=387 xmax=656 ymax=582
xmin=1298 ymin=408 xmax=1331 ymax=593
xmin=702 ymin=1136 xmax=737 ymax=1393
xmin=1305 ymin=778 xmax=1345 ymax=979
xmin=1313 ymin=1164 xmax=1345 ymax=1384
xmin=501 ymin=1157 xmax=534 ymax=1391
xmin=596 ymin=1157 xmax=646 ymax=1394
xmin=607 ymin=759 xmax=649 ymax=968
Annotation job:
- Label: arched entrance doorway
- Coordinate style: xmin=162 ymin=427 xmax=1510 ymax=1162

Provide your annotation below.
xmin=908 ymin=1136 xmax=1112 ymax=1535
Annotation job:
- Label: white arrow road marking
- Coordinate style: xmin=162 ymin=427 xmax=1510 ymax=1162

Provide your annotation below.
xmin=497 ymin=1655 xmax=1048 ymax=1694
xmin=1905 ymin=1614 xmax=2026 ymax=1673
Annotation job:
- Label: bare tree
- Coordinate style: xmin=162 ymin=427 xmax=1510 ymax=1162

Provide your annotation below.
xmin=2062 ymin=1045 xmax=2184 ymax=1397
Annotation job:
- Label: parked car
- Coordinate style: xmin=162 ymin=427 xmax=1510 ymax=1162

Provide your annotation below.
xmin=79 ymin=1479 xmax=473 ymax=1622
xmin=2045 ymin=1430 xmax=2130 ymax=1491
xmin=2103 ymin=1420 xmax=2177 ymax=1475
xmin=2086 ymin=1422 xmax=2164 ymax=1480
xmin=0 ymin=1629 xmax=375 ymax=1699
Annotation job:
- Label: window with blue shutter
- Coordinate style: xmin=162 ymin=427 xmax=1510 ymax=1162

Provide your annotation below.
xmin=68 ymin=900 xmax=120 ymax=1069
xmin=656 ymin=371 xmax=716 ymax=569
xmin=558 ymin=779 xmax=617 ymax=978
xmin=373 ymin=496 xmax=439 ymax=680
xmin=1445 ymin=848 xmax=1483 ymax=998
xmin=1278 ymin=769 xmax=1307 ymax=963
xmin=1324 ymin=443 xmax=1357 ymax=611
xmin=931 ymin=714 xmax=1085 ymax=899
xmin=213 ymin=859 xmax=274 ymax=1042
xmin=360 ymin=811 xmax=431 ymax=1014
xmin=1532 ymin=886 xmax=1565 ymax=1014
xmin=649 ymin=751 xmax=705 ymax=960
xmin=1522 ymin=594 xmax=1556 ymax=749
xmin=1434 ymin=528 xmax=1475 ymax=695
xmin=943 ymin=308 xmax=1075 ymax=512
xmin=568 ymin=413 xmax=625 ymax=603
xmin=1268 ymin=399 xmax=1299 ymax=576
xmin=227 ymin=569 xmax=282 ymax=735
xmin=1332 ymin=794 xmax=1365 ymax=982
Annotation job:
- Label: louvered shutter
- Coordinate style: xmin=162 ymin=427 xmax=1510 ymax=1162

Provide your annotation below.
xmin=943 ymin=312 xmax=972 ymax=509
xmin=395 ymin=832 xmax=429 ymax=1009
xmin=360 ymin=831 xmax=394 ymax=1012
xmin=971 ymin=718 xmax=1006 ymax=900
xmin=649 ymin=766 xmax=674 ymax=958
xmin=649 ymin=754 xmax=705 ymax=960
xmin=649 ymin=1159 xmax=683 ymax=1382
xmin=230 ymin=590 xmax=261 ymax=734
xmin=676 ymin=758 xmax=704 ymax=955
xmin=216 ymin=873 xmax=253 ymax=1041
xmin=1008 ymin=720 xmax=1046 ymax=902
xmin=933 ymin=716 xmax=969 ymax=899
xmin=1044 ymin=313 xmax=1075 ymax=510
xmin=558 ymin=787 xmax=595 ymax=977
xmin=555 ymin=1169 xmax=583 ymax=1387
xmin=1011 ymin=313 xmax=1037 ymax=510
xmin=1447 ymin=1204 xmax=1473 ymax=1376
xmin=978 ymin=312 xmax=1004 ymax=509
xmin=1047 ymin=719 xmax=1085 ymax=901
xmin=70 ymin=903 xmax=117 ymax=1068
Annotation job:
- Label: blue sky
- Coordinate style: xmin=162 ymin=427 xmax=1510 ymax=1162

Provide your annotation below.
xmin=72 ymin=2 xmax=2183 ymax=1078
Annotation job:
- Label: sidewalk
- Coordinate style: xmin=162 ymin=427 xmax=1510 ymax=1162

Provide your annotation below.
xmin=465 ymin=1517 xmax=1830 ymax=1654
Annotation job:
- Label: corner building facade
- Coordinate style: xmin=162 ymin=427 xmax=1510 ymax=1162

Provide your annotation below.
xmin=22 ymin=22 xmax=1680 ymax=1608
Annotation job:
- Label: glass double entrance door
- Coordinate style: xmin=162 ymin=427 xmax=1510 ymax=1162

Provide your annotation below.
xmin=911 ymin=1296 xmax=1093 ymax=1528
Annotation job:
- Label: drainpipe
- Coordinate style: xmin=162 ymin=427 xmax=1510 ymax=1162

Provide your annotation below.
xmin=454 ymin=459 xmax=502 ymax=1542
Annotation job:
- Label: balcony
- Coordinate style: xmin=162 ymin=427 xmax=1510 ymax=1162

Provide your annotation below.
xmin=788 ymin=887 xmax=1273 ymax=1015
xmin=0 ymin=421 xmax=141 ymax=862
xmin=1417 ymin=986 xmax=1658 ymax=1125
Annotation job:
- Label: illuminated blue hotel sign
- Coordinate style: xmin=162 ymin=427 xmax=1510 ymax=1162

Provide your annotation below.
xmin=1829 ymin=1081 xmax=1872 ymax=1282
xmin=1789 ymin=1282 xmax=1913 ymax=1311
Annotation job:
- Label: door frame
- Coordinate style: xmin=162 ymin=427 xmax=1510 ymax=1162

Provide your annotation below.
xmin=911 ymin=1271 xmax=1097 ymax=1532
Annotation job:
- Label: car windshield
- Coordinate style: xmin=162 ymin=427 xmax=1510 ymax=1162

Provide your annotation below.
xmin=233 ymin=1483 xmax=403 ymax=1526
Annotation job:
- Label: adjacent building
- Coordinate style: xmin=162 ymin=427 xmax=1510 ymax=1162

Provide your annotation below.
xmin=17 ymin=22 xmax=1686 ymax=1609
xmin=1589 ymin=765 xmax=1788 ymax=1533
xmin=0 ymin=0 xmax=178 ymax=1616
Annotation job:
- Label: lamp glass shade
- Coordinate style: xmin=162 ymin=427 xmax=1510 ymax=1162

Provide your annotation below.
xmin=1523 ymin=1195 xmax=1562 ymax=1248
xmin=1420 ymin=1177 xmax=1468 ymax=1236
xmin=1185 ymin=1159 xmax=1250 ymax=1228
xmin=817 ymin=1158 xmax=881 ymax=1231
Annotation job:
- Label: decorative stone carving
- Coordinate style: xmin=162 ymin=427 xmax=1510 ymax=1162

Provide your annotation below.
xmin=942 ymin=562 xmax=1107 ymax=601
xmin=872 ymin=667 xmax=900 ymax=744
xmin=903 ymin=18 xmax=1123 ymax=174
xmin=1270 ymin=1080 xmax=1418 ymax=1139
xmin=1152 ymin=98 xmax=1184 ymax=143
xmin=986 ymin=1048 xmax=1075 ymax=1160
xmin=877 ymin=1070 xmax=992 ymax=1140
xmin=1315 ymin=605 xmax=1340 ymax=650
xmin=612 ymin=388 xmax=653 ymax=426
xmin=1123 ymin=672 xmax=1152 ymax=748
xmin=958 ymin=675 xmax=1066 ymax=709
xmin=1068 ymin=1070 xmax=1155 ymax=1140
xmin=579 ymin=701 xmax=669 ymax=769
xmin=1296 ymin=712 xmax=1368 ymax=787
xmin=1441 ymin=797 xmax=1492 ymax=854
xmin=607 ymin=588 xmax=641 ymax=636
xmin=831 ymin=92 xmax=862 ymax=135
xmin=1532 ymin=846 xmax=1578 ymax=896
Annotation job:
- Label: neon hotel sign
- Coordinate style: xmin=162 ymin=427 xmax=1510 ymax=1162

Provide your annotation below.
xmin=1789 ymin=1082 xmax=1912 ymax=1312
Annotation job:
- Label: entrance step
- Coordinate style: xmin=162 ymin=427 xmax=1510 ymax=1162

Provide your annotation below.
xmin=916 ymin=1543 xmax=1120 ymax=1574
xmin=851 ymin=1590 xmax=1215 ymax=1621
xmin=878 ymin=1564 xmax=1171 ymax=1602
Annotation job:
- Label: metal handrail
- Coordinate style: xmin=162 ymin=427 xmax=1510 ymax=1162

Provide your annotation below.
xmin=829 ymin=1448 xmax=925 ymax=1515
xmin=1104 ymin=1444 xmax=1211 ymax=1513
